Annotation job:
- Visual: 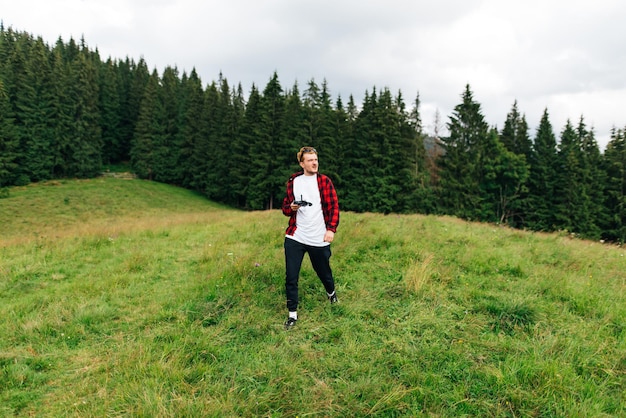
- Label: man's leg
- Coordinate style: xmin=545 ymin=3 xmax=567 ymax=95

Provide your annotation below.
xmin=284 ymin=238 xmax=306 ymax=312
xmin=308 ymin=244 xmax=335 ymax=295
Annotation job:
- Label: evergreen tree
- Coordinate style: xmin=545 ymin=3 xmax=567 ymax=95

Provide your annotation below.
xmin=306 ymin=79 xmax=339 ymax=179
xmin=205 ymin=73 xmax=244 ymax=204
xmin=342 ymin=88 xmax=377 ymax=212
xmin=281 ymin=81 xmax=307 ymax=166
xmin=436 ymin=84 xmax=489 ymax=220
xmin=203 ymin=78 xmax=227 ymax=200
xmin=24 ymin=36 xmax=57 ymax=181
xmin=131 ymin=69 xmax=165 ymax=180
xmin=346 ymin=88 xmax=377 ymax=212
xmin=4 ymin=32 xmax=38 ymax=184
xmin=227 ymin=82 xmax=250 ymax=207
xmin=177 ymin=69 xmax=207 ymax=189
xmin=220 ymin=79 xmax=245 ymax=206
xmin=350 ymin=87 xmax=415 ymax=213
xmin=550 ymin=117 xmax=604 ymax=238
xmin=99 ymin=58 xmax=123 ymax=165
xmin=152 ymin=65 xmax=181 ymax=183
xmin=407 ymin=92 xmax=435 ymax=213
xmin=499 ymin=101 xmax=532 ymax=227
xmin=118 ymin=58 xmax=150 ymax=163
xmin=0 ymin=81 xmax=19 ymax=186
xmin=478 ymin=128 xmax=528 ymax=223
xmin=49 ymin=44 xmax=77 ymax=178
xmin=239 ymin=84 xmax=263 ymax=208
xmin=338 ymin=94 xmax=362 ymax=211
xmin=388 ymin=89 xmax=420 ymax=213
xmin=525 ymin=109 xmax=559 ymax=231
xmin=248 ymin=72 xmax=286 ymax=210
xmin=302 ymin=78 xmax=321 ymax=144
xmin=500 ymin=100 xmax=532 ymax=158
xmin=65 ymin=40 xmax=102 ymax=177
xmin=553 ymin=120 xmax=588 ymax=234
xmin=602 ymin=127 xmax=626 ymax=242
xmin=576 ymin=117 xmax=606 ymax=239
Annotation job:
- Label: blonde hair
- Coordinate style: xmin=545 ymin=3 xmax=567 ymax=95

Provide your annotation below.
xmin=297 ymin=146 xmax=317 ymax=162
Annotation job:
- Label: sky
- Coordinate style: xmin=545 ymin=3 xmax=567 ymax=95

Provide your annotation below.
xmin=2 ymin=0 xmax=625 ymax=149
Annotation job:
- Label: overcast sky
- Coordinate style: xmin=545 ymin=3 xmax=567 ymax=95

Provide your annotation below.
xmin=2 ymin=0 xmax=625 ymax=149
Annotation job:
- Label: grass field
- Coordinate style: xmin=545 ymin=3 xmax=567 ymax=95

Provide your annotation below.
xmin=1 ymin=178 xmax=625 ymax=417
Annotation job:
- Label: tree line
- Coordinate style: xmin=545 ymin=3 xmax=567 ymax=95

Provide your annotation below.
xmin=1 ymin=26 xmax=625 ymax=242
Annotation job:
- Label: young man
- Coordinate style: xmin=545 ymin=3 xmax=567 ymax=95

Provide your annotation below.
xmin=281 ymin=146 xmax=340 ymax=330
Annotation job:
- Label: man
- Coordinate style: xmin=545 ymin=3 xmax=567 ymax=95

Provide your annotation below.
xmin=281 ymin=146 xmax=340 ymax=330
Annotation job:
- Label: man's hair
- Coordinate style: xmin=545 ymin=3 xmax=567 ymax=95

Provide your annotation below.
xmin=297 ymin=146 xmax=317 ymax=162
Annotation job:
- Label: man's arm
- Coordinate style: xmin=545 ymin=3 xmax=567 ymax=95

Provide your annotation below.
xmin=321 ymin=175 xmax=339 ymax=232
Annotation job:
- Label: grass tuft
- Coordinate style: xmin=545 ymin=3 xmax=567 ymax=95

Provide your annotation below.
xmin=481 ymin=300 xmax=538 ymax=334
xmin=404 ymin=252 xmax=436 ymax=294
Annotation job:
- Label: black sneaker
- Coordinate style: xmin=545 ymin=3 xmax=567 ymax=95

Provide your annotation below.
xmin=329 ymin=293 xmax=338 ymax=304
xmin=284 ymin=317 xmax=297 ymax=330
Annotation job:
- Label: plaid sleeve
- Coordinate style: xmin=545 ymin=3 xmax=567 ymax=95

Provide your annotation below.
xmin=319 ymin=174 xmax=340 ymax=233
xmin=283 ymin=173 xmax=299 ymax=235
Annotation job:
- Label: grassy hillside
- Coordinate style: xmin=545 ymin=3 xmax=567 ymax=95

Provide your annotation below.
xmin=1 ymin=178 xmax=625 ymax=417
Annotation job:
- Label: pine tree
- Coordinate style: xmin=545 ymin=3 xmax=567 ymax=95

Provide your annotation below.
xmin=576 ymin=117 xmax=606 ymax=239
xmin=281 ymin=81 xmax=306 ymax=167
xmin=386 ymin=89 xmax=419 ymax=213
xmin=239 ymin=84 xmax=263 ymax=209
xmin=24 ymin=36 xmax=57 ymax=181
xmin=407 ymin=92 xmax=435 ymax=213
xmin=131 ymin=69 xmax=165 ymax=180
xmin=152 ymin=65 xmax=181 ymax=183
xmin=221 ymin=79 xmax=246 ymax=206
xmin=67 ymin=40 xmax=102 ymax=177
xmin=204 ymin=75 xmax=235 ymax=201
xmin=602 ymin=127 xmax=626 ymax=242
xmin=499 ymin=101 xmax=532 ymax=227
xmin=478 ymin=128 xmax=528 ymax=223
xmin=177 ymin=69 xmax=207 ymax=189
xmin=209 ymin=76 xmax=245 ymax=206
xmin=525 ymin=109 xmax=559 ymax=230
xmin=436 ymin=84 xmax=489 ymax=220
xmin=227 ymin=82 xmax=250 ymax=207
xmin=340 ymin=93 xmax=366 ymax=211
xmin=340 ymin=94 xmax=358 ymax=190
xmin=347 ymin=88 xmax=377 ymax=212
xmin=330 ymin=94 xmax=349 ymax=192
xmin=553 ymin=120 xmax=587 ymax=234
xmin=4 ymin=32 xmax=38 ymax=184
xmin=118 ymin=58 xmax=150 ymax=163
xmin=99 ymin=58 xmax=123 ymax=165
xmin=50 ymin=44 xmax=76 ymax=178
xmin=550 ymin=117 xmax=604 ymax=238
xmin=0 ymin=81 xmax=19 ymax=186
xmin=248 ymin=72 xmax=286 ymax=210
xmin=500 ymin=100 xmax=532 ymax=158
xmin=308 ymin=79 xmax=339 ymax=179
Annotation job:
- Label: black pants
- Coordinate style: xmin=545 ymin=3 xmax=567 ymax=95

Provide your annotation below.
xmin=284 ymin=237 xmax=335 ymax=312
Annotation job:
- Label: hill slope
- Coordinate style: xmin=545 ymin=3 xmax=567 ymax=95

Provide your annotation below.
xmin=1 ymin=178 xmax=625 ymax=416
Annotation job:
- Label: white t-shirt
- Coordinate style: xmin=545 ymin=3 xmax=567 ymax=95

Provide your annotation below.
xmin=287 ymin=174 xmax=329 ymax=247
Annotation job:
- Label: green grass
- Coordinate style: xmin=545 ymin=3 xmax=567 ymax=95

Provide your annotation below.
xmin=1 ymin=178 xmax=625 ymax=417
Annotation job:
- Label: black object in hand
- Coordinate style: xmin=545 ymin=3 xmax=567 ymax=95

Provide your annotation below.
xmin=293 ymin=194 xmax=312 ymax=206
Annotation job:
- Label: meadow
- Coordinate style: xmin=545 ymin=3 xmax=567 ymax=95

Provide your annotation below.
xmin=1 ymin=178 xmax=625 ymax=417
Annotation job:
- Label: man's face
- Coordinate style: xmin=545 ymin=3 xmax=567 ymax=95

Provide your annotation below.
xmin=299 ymin=152 xmax=319 ymax=175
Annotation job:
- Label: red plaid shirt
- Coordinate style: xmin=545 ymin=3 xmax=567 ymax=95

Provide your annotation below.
xmin=282 ymin=172 xmax=340 ymax=235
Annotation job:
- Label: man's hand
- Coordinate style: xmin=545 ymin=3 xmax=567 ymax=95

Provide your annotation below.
xmin=324 ymin=230 xmax=335 ymax=243
xmin=290 ymin=201 xmax=301 ymax=211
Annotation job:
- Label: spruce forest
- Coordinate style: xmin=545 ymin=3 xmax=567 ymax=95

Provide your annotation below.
xmin=1 ymin=26 xmax=625 ymax=243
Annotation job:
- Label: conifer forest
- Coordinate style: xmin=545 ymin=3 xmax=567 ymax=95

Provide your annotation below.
xmin=1 ymin=26 xmax=625 ymax=242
